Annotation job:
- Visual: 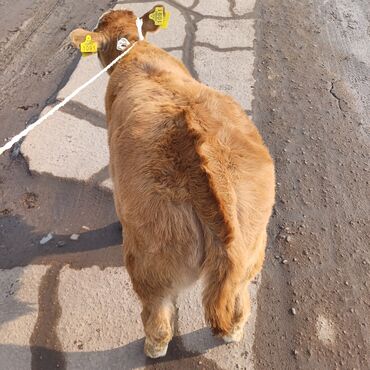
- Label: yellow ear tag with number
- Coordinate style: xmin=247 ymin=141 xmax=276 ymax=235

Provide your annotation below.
xmin=80 ymin=35 xmax=97 ymax=54
xmin=149 ymin=7 xmax=170 ymax=29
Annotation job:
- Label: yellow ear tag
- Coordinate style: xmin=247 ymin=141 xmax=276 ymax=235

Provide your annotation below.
xmin=80 ymin=35 xmax=97 ymax=54
xmin=149 ymin=7 xmax=170 ymax=29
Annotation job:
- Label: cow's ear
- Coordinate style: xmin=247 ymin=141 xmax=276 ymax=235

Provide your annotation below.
xmin=141 ymin=5 xmax=169 ymax=36
xmin=70 ymin=28 xmax=106 ymax=51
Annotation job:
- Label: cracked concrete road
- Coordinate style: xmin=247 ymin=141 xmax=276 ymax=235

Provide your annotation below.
xmin=0 ymin=0 xmax=369 ymax=369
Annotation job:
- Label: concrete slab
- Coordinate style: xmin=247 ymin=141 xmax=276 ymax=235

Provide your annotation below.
xmin=194 ymin=0 xmax=231 ymax=17
xmin=58 ymin=56 xmax=108 ymax=114
xmin=21 ymin=109 xmax=109 ymax=182
xmin=194 ymin=47 xmax=255 ymax=110
xmin=114 ymin=2 xmax=186 ymax=49
xmin=0 ymin=265 xmax=48 ymax=370
xmin=234 ymin=0 xmax=256 ymax=15
xmin=196 ymin=19 xmax=255 ymax=48
xmin=57 ymin=266 xmax=146 ymax=369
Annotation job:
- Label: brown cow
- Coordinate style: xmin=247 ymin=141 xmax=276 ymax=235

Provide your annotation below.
xmin=70 ymin=5 xmax=275 ymax=358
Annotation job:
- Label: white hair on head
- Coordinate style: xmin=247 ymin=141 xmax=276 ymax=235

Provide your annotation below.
xmin=136 ymin=17 xmax=144 ymax=40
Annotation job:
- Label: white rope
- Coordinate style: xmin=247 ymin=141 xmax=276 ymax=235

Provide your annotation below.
xmin=0 ymin=42 xmax=137 ymax=156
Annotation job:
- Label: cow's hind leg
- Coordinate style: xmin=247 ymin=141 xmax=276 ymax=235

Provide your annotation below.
xmin=223 ymin=231 xmax=266 ymax=343
xmin=222 ymin=282 xmax=251 ymax=343
xmin=141 ymin=295 xmax=175 ymax=358
xmin=125 ymin=245 xmax=176 ymax=358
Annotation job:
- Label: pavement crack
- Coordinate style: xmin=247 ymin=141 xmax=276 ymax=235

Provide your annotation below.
xmin=196 ymin=13 xmax=255 ymax=20
xmin=30 ymin=263 xmax=66 ymax=370
xmin=228 ymin=0 xmax=237 ymax=17
xmin=195 ymin=41 xmax=253 ymax=52
xmin=190 ymin=0 xmax=200 ymax=10
xmin=164 ymin=46 xmax=183 ymax=52
xmin=116 ymin=0 xmax=251 ymax=19
xmin=182 ymin=14 xmax=200 ymax=79
xmin=162 ymin=0 xmax=201 ymax=79
xmin=330 ymin=81 xmax=343 ymax=112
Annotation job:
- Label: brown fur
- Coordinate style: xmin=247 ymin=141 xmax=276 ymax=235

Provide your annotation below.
xmin=71 ymin=6 xmax=275 ymax=357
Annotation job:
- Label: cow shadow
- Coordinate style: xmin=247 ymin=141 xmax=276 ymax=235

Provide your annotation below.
xmin=0 ymin=213 xmax=123 ymax=270
xmin=0 ymin=328 xmax=225 ymax=370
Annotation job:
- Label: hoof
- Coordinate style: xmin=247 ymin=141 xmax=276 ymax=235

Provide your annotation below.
xmin=222 ymin=326 xmax=244 ymax=343
xmin=144 ymin=338 xmax=169 ymax=358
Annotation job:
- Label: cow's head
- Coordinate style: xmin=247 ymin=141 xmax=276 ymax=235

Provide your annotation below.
xmin=70 ymin=5 xmax=167 ymax=72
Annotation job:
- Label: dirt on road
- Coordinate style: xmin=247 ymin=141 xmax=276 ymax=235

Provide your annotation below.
xmin=253 ymin=0 xmax=369 ymax=369
xmin=0 ymin=0 xmax=369 ymax=369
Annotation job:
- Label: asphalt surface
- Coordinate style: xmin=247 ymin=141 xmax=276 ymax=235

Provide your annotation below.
xmin=0 ymin=0 xmax=369 ymax=369
xmin=253 ymin=1 xmax=369 ymax=369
